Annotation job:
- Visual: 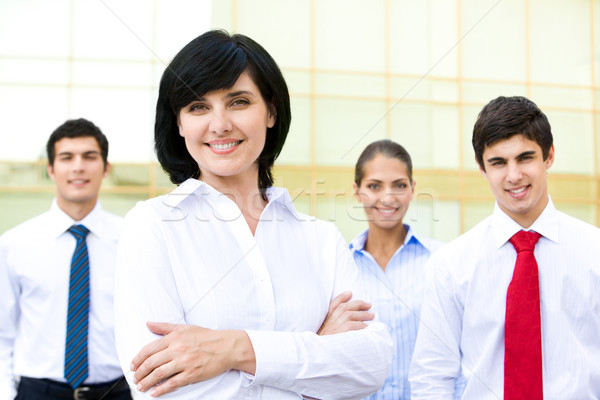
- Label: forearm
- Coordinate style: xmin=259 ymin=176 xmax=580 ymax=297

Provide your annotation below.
xmin=246 ymin=321 xmax=393 ymax=400
xmin=227 ymin=330 xmax=256 ymax=375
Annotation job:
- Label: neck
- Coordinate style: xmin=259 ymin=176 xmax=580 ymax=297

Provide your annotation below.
xmin=364 ymin=222 xmax=407 ymax=258
xmin=57 ymin=198 xmax=96 ymax=222
xmin=504 ymin=194 xmax=549 ymax=229
xmin=201 ymin=171 xmax=267 ymax=235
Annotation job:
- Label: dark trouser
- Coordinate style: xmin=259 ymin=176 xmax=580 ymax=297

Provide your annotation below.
xmin=16 ymin=376 xmax=132 ymax=400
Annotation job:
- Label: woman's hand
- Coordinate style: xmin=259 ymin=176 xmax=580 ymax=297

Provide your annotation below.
xmin=131 ymin=322 xmax=256 ymax=397
xmin=317 ymin=291 xmax=374 ymax=335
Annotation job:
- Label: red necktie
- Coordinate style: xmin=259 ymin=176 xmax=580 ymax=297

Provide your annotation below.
xmin=504 ymin=230 xmax=543 ymax=400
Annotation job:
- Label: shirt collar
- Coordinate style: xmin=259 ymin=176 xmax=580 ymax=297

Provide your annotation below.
xmin=349 ymin=229 xmax=369 ymax=252
xmin=162 ymin=178 xmax=300 ymax=219
xmin=47 ymin=199 xmax=114 ymax=240
xmin=492 ymin=195 xmax=559 ymax=248
xmin=349 ymin=224 xmax=430 ymax=253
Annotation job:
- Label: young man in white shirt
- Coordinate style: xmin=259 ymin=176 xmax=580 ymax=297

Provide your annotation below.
xmin=409 ymin=96 xmax=600 ymax=399
xmin=0 ymin=119 xmax=131 ymax=400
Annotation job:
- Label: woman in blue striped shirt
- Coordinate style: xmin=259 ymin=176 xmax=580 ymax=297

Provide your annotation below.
xmin=349 ymin=139 xmax=462 ymax=399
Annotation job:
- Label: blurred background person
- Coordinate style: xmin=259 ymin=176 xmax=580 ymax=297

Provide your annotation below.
xmin=350 ymin=139 xmax=463 ymax=399
xmin=0 ymin=119 xmax=131 ymax=400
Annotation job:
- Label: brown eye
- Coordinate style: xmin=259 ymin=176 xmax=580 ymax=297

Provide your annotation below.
xmin=189 ymin=103 xmax=209 ymax=112
xmin=231 ymin=98 xmax=250 ymax=107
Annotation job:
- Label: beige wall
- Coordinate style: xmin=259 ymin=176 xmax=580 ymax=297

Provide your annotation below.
xmin=1 ymin=0 xmax=599 ymax=242
xmin=211 ymin=0 xmax=600 ymax=242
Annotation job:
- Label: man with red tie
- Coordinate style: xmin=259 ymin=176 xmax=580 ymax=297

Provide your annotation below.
xmin=409 ymin=96 xmax=600 ymax=399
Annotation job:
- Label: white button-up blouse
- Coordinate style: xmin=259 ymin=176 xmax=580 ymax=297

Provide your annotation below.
xmin=114 ymin=179 xmax=393 ymax=399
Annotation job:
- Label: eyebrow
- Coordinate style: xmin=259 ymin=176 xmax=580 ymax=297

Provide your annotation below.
xmin=224 ymin=90 xmax=255 ymax=99
xmin=486 ymin=150 xmax=537 ymax=164
xmin=195 ymin=90 xmax=256 ymax=103
xmin=486 ymin=156 xmax=506 ymax=164
xmin=516 ymin=150 xmax=537 ymax=158
xmin=365 ymin=178 xmax=409 ymax=183
xmin=57 ymin=150 xmax=101 ymax=157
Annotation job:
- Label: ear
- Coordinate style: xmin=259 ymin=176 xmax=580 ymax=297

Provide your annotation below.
xmin=47 ymin=164 xmax=56 ymax=182
xmin=103 ymin=161 xmax=111 ymax=178
xmin=477 ymin=157 xmax=487 ymax=177
xmin=353 ymin=181 xmax=362 ymax=203
xmin=545 ymin=145 xmax=555 ymax=170
xmin=267 ymin=104 xmax=276 ymax=128
xmin=177 ymin=114 xmax=185 ymax=137
xmin=409 ymin=179 xmax=416 ymax=200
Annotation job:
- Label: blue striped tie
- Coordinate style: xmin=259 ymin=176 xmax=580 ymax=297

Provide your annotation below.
xmin=65 ymin=225 xmax=90 ymax=388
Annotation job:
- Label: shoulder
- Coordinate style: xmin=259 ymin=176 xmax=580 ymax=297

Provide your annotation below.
xmin=123 ymin=197 xmax=168 ymax=227
xmin=556 ymin=210 xmax=600 ymax=248
xmin=415 ymin=235 xmax=444 ymax=253
xmin=428 ymin=215 xmax=493 ymax=263
xmin=557 ymin=210 xmax=600 ymax=235
xmin=0 ymin=211 xmax=51 ymax=245
xmin=98 ymin=209 xmax=124 ymax=226
xmin=291 ymin=211 xmax=341 ymax=237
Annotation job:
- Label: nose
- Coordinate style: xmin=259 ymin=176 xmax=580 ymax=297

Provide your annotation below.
xmin=506 ymin=162 xmax=523 ymax=183
xmin=72 ymin=155 xmax=85 ymax=171
xmin=380 ymin=190 xmax=395 ymax=206
xmin=209 ymin=108 xmax=233 ymax=136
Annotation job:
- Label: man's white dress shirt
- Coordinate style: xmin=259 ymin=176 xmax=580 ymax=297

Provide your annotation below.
xmin=114 ymin=179 xmax=393 ymax=400
xmin=0 ymin=201 xmax=124 ymax=400
xmin=409 ymin=197 xmax=600 ymax=399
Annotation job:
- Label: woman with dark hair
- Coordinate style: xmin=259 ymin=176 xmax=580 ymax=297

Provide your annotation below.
xmin=350 ymin=139 xmax=463 ymax=399
xmin=113 ymin=30 xmax=392 ymax=400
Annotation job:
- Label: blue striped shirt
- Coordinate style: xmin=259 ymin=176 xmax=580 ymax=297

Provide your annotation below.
xmin=350 ymin=225 xmax=463 ymax=400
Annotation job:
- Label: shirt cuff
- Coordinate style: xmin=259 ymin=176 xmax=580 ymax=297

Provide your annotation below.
xmin=244 ymin=329 xmax=302 ymax=388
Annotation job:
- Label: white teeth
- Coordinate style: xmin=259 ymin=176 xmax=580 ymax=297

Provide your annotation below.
xmin=509 ymin=187 xmax=526 ymax=194
xmin=378 ymin=208 xmax=396 ymax=215
xmin=209 ymin=141 xmax=241 ymax=150
xmin=72 ymin=180 xmax=86 ymax=184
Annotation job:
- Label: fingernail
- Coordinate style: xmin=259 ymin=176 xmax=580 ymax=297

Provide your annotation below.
xmin=137 ymin=383 xmax=143 ymax=391
xmin=130 ymin=363 xmax=135 ymax=371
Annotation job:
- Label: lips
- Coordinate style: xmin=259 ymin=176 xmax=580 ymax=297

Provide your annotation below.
xmin=507 ymin=185 xmax=529 ymax=198
xmin=375 ymin=207 xmax=399 ymax=217
xmin=208 ymin=140 xmax=242 ymax=150
xmin=206 ymin=139 xmax=243 ymax=154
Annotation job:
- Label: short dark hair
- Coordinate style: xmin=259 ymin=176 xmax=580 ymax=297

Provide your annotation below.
xmin=47 ymin=118 xmax=109 ymax=167
xmin=354 ymin=139 xmax=413 ymax=186
xmin=472 ymin=96 xmax=553 ymax=170
xmin=155 ymin=29 xmax=291 ymax=191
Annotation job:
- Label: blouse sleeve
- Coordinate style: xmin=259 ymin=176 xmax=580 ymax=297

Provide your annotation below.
xmin=113 ymin=202 xmax=187 ymax=395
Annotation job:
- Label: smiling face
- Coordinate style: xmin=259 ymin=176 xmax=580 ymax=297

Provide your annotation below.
xmin=47 ymin=136 xmax=109 ymax=217
xmin=354 ymin=154 xmax=415 ymax=231
xmin=177 ymin=71 xmax=276 ymax=189
xmin=480 ymin=134 xmax=554 ymax=227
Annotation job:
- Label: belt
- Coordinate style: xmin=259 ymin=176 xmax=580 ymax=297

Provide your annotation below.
xmin=19 ymin=376 xmax=130 ymax=400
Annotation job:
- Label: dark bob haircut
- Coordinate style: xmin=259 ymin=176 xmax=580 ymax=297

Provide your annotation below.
xmin=155 ymin=29 xmax=291 ymax=191
xmin=472 ymin=96 xmax=553 ymax=171
xmin=354 ymin=139 xmax=413 ymax=186
xmin=47 ymin=118 xmax=109 ymax=168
